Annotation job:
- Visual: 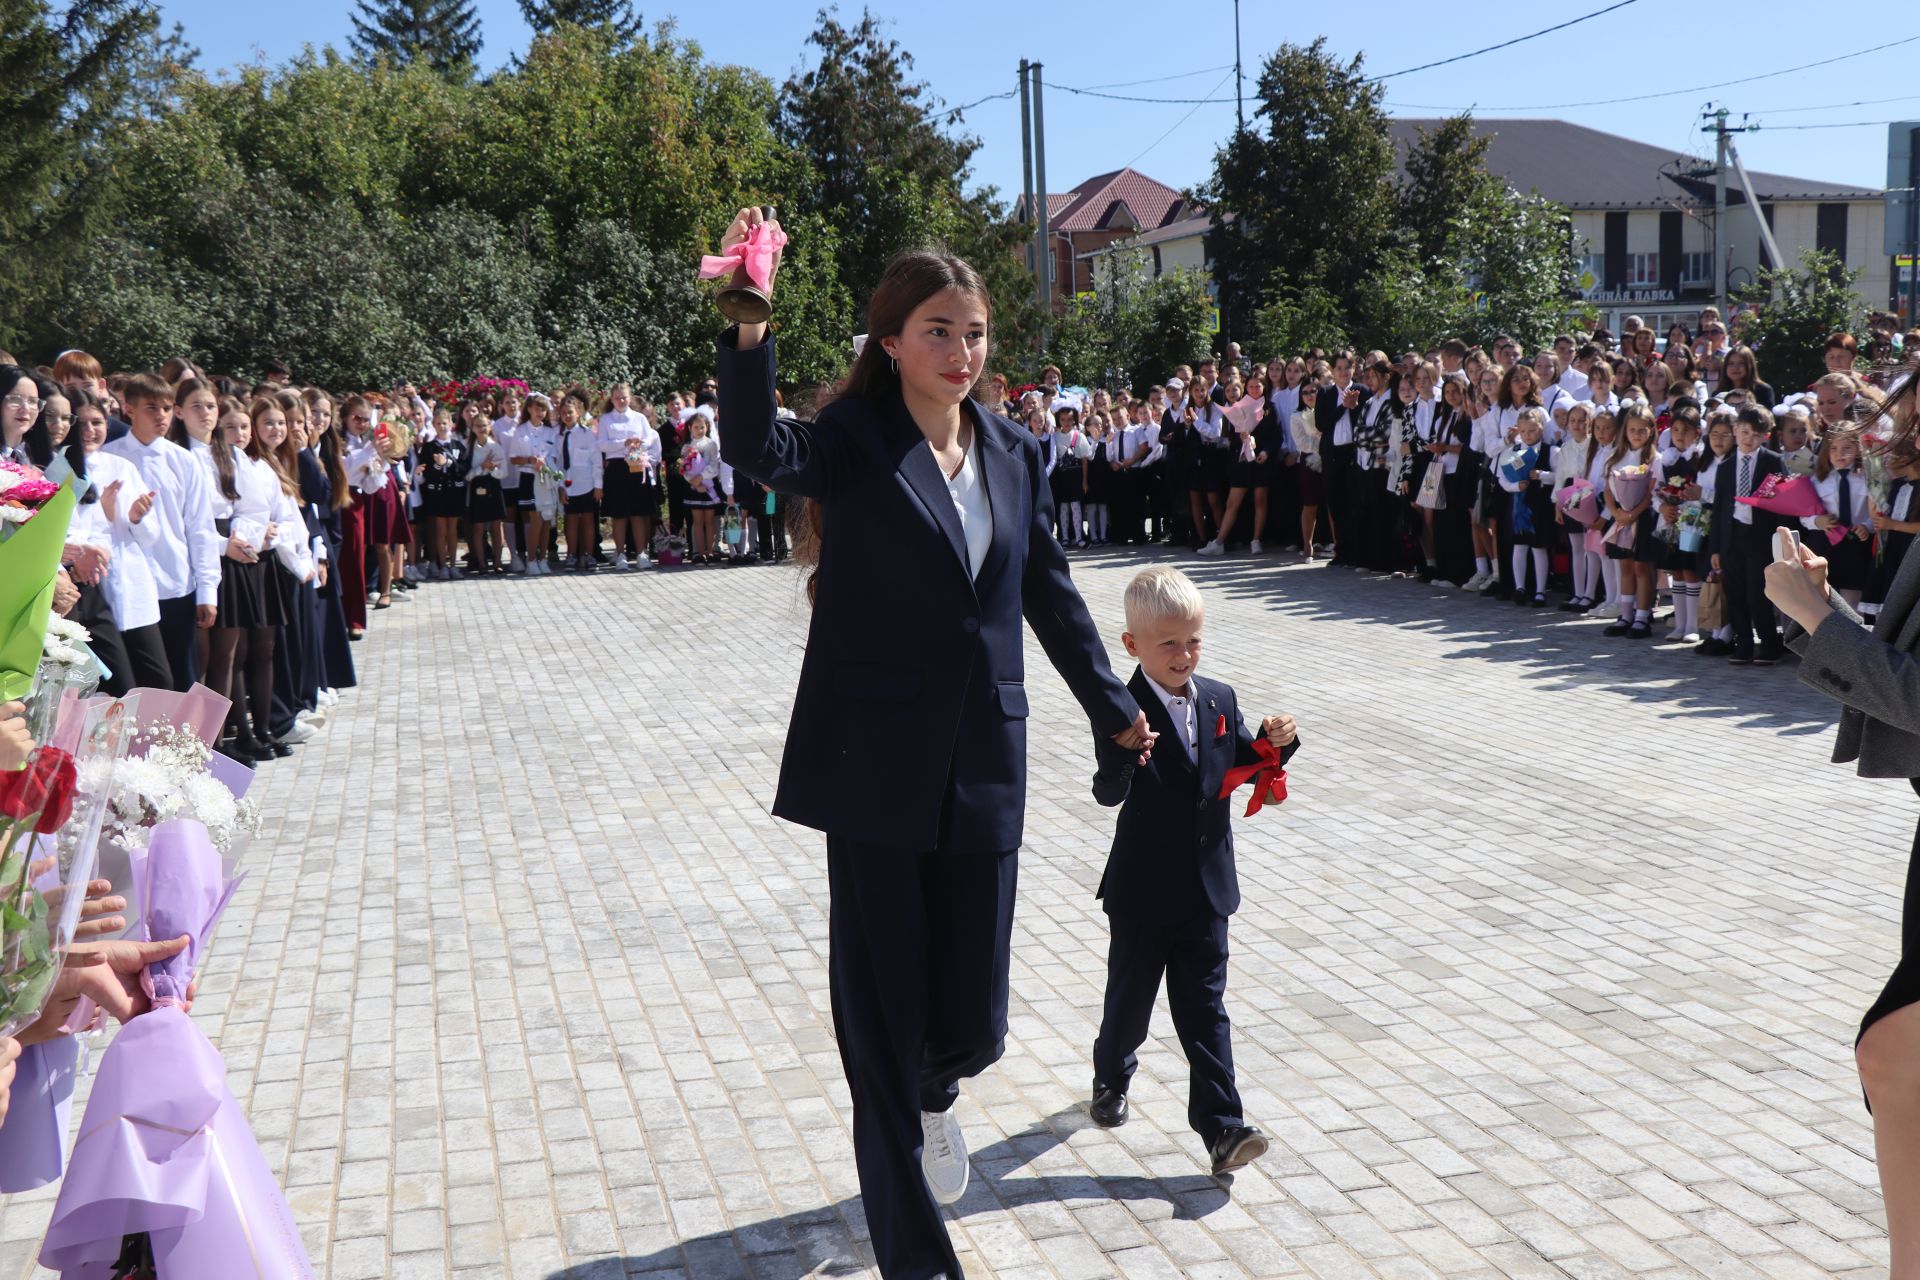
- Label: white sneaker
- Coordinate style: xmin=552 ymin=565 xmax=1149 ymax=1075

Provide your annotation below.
xmin=920 ymin=1110 xmax=969 ymax=1205
xmin=1250 ymin=539 xmax=1264 ymax=554
xmin=613 ymin=552 xmax=630 ymax=569
xmin=510 ymin=553 xmax=527 ymax=574
xmin=1197 ymin=540 xmax=1226 ymax=557
xmin=280 ymin=719 xmax=318 ymax=744
xmin=1463 ymin=570 xmax=1488 ymax=591
xmin=634 ymin=554 xmax=652 ymax=569
xmin=295 ymin=708 xmax=327 ymax=728
xmin=317 ymin=688 xmax=339 ymax=707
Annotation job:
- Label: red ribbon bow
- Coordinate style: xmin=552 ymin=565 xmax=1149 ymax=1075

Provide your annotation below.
xmin=1218 ymin=737 xmax=1288 ymax=817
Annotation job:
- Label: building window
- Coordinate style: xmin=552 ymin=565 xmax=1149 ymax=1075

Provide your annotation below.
xmin=1627 ymin=253 xmax=1660 ymax=287
xmin=1680 ymin=252 xmax=1711 ymax=285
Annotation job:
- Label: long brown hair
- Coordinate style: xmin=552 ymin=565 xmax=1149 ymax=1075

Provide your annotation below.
xmin=793 ymin=249 xmax=992 ymax=603
xmin=839 ymin=249 xmax=991 ymax=402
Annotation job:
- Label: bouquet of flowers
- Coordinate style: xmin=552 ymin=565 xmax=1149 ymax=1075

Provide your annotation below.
xmin=1553 ymin=477 xmax=1598 ymax=526
xmin=0 ymin=692 xmax=129 ymax=1040
xmin=1676 ymin=500 xmax=1710 ymax=552
xmin=1735 ymin=471 xmax=1824 ymax=519
xmin=0 ymin=459 xmax=61 ymax=535
xmin=40 ymin=819 xmax=313 ymax=1279
xmin=1604 ymin=464 xmax=1652 ymax=550
xmin=1 ymin=474 xmax=77 ymax=703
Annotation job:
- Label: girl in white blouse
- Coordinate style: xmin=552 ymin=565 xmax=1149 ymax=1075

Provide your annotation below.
xmin=1804 ymin=429 xmax=1875 ymax=609
xmin=466 ymin=413 xmax=509 ymax=573
xmin=71 ymin=390 xmax=168 ymax=687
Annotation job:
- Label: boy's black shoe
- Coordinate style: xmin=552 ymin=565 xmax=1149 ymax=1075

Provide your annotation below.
xmin=1695 ymin=637 xmax=1732 ymax=656
xmin=1728 ymin=650 xmax=1754 ymax=665
xmin=1209 ymin=1125 xmax=1268 ymax=1176
xmin=1089 ymin=1084 xmax=1129 ymax=1128
xmin=1753 ymin=644 xmax=1785 ymax=666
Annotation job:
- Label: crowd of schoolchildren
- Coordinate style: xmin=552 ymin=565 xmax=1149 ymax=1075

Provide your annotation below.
xmin=0 ymin=348 xmax=797 ymax=770
xmin=8 ymin=306 xmax=1909 ymax=764
xmin=1002 ymin=309 xmax=1918 ymax=667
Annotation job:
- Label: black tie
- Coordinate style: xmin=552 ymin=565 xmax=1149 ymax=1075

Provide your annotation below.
xmin=1839 ymin=470 xmax=1854 ymax=529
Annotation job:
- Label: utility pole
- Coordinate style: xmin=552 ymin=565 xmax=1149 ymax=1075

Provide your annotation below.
xmin=1233 ymin=0 xmax=1244 ymax=134
xmin=1703 ymin=105 xmax=1763 ymax=315
xmin=1033 ymin=61 xmax=1052 ymax=336
xmin=1019 ymin=61 xmax=1039 ymax=315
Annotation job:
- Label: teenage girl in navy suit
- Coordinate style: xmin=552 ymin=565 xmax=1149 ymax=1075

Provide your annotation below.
xmin=713 ymin=207 xmax=1155 ymax=1280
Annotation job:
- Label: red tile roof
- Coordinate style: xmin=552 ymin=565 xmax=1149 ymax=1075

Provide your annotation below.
xmin=1048 ymin=168 xmax=1191 ymax=233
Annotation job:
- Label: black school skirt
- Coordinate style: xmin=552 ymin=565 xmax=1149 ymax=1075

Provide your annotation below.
xmin=469 ymin=475 xmax=507 ymax=522
xmin=213 ymin=519 xmax=285 ymax=629
xmin=1826 ymin=530 xmax=1874 ymax=592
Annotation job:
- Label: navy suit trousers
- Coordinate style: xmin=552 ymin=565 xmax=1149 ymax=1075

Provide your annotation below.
xmin=826 ymin=838 xmax=1016 ymax=1280
xmin=1092 ymin=910 xmax=1242 ymax=1146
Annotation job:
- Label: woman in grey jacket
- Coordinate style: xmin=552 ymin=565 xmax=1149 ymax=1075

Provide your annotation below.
xmin=1769 ymin=389 xmax=1920 ymax=1277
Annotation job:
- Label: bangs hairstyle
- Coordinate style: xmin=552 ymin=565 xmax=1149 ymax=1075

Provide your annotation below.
xmin=52 ymin=350 xmax=103 ymax=384
xmin=841 ymin=249 xmax=991 ymax=402
xmin=1124 ymin=566 xmax=1205 ymax=633
xmin=246 ymin=395 xmax=300 ymax=497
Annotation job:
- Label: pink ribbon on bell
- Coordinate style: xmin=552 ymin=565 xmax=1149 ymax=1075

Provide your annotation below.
xmin=699 ymin=222 xmax=788 ymax=293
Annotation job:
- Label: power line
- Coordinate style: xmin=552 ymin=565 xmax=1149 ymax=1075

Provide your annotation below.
xmin=944 ymin=87 xmax=1017 ymax=116
xmin=1371 ymin=0 xmax=1638 ymax=80
xmin=1765 ymin=119 xmax=1912 ymax=131
xmin=1076 ymin=63 xmax=1234 ymax=92
xmin=1383 ymin=34 xmax=1920 ymax=113
xmin=1052 ymin=84 xmax=1234 ymax=105
xmin=1756 ymin=92 xmax=1920 ymax=116
xmin=1124 ymin=69 xmax=1238 ymax=169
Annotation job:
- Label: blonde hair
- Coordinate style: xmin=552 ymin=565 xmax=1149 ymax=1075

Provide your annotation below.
xmin=1124 ymin=566 xmax=1205 ymax=632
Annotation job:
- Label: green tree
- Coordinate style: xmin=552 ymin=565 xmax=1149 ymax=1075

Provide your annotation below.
xmin=1248 ymin=284 xmax=1349 ymax=359
xmin=777 ymin=9 xmax=1038 ymax=362
xmin=1199 ymin=39 xmax=1397 ymax=342
xmin=517 ymin=0 xmax=638 ymax=42
xmin=0 ymin=0 xmax=181 ymax=346
xmin=1734 ymin=249 xmax=1863 ymax=392
xmin=1396 ymin=114 xmax=1492 ymax=268
xmin=349 ymin=0 xmax=480 ymax=73
xmin=1042 ymin=262 xmax=1213 ymax=388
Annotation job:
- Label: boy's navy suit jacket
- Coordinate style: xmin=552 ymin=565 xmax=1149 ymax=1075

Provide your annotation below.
xmin=1092 ymin=668 xmax=1299 ymax=920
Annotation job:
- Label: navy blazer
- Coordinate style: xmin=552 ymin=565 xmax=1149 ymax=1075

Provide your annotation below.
xmin=1708 ymin=447 xmax=1783 ymax=556
xmin=715 ymin=330 xmax=1136 ymax=854
xmin=1090 ymin=669 xmax=1299 ymax=920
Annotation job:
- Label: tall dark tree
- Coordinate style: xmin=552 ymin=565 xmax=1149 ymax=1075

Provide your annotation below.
xmin=776 ymin=8 xmax=1038 ymax=358
xmin=349 ymin=0 xmax=481 ymax=73
xmin=517 ymin=0 xmax=638 ymax=43
xmin=1199 ymin=38 xmax=1397 ymax=342
xmin=0 ymin=0 xmax=181 ymax=346
xmin=1397 ymin=114 xmax=1494 ymax=267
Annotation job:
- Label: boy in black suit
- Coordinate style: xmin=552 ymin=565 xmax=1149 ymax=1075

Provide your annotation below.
xmin=1709 ymin=405 xmax=1786 ymax=665
xmin=1088 ymin=566 xmax=1300 ymax=1176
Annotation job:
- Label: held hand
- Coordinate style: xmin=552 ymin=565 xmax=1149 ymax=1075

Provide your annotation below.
xmin=0 ymin=1036 xmax=17 ymax=1129
xmin=1261 ymin=714 xmax=1297 ymax=747
xmin=52 ymin=569 xmax=79 ymax=616
xmin=1764 ymin=540 xmax=1832 ymax=633
xmin=225 ymin=534 xmax=258 ymax=563
xmin=1111 ymin=711 xmax=1158 ymax=766
xmin=1874 ymin=512 xmax=1893 ymax=532
xmin=60 ymin=936 xmax=192 ymax=1026
xmin=0 ymin=701 xmax=32 ymax=771
xmin=1815 ymin=514 xmax=1839 ymax=530
xmin=1710 ymin=552 xmax=1723 ymax=574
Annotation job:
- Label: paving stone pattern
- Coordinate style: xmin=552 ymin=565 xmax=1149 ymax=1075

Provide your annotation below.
xmin=0 ymin=550 xmax=1905 ymax=1279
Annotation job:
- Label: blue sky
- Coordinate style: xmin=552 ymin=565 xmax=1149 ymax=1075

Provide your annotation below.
xmin=161 ymin=0 xmax=1908 ymax=207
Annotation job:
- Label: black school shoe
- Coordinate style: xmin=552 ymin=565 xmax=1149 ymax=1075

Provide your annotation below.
xmin=1209 ymin=1125 xmax=1269 ymax=1176
xmin=1753 ymin=645 xmax=1785 ymax=666
xmin=1602 ymin=618 xmax=1633 ymax=637
xmin=1089 ymin=1083 xmax=1129 ymax=1128
xmin=1694 ymin=637 xmax=1732 ymax=656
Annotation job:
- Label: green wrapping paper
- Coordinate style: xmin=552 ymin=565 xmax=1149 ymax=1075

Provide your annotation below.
xmin=0 ymin=481 xmax=77 ymax=710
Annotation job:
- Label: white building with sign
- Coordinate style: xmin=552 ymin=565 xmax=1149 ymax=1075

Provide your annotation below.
xmin=1389 ymin=118 xmax=1890 ymax=336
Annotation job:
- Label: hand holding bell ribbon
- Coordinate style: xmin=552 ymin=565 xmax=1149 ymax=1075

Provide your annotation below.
xmin=1218 ymin=737 xmax=1289 ymax=817
xmin=705 ymin=206 xmax=786 ymax=325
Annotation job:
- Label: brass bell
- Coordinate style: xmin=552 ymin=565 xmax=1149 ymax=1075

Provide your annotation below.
xmin=716 ymin=205 xmax=777 ymax=324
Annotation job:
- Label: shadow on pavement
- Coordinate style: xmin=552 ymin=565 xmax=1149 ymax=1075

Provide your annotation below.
xmin=546 ymin=1106 xmax=1232 ymax=1280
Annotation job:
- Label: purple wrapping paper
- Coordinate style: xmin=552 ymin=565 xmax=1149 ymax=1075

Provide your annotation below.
xmin=0 ymin=1037 xmax=79 ymax=1192
xmin=38 ymin=818 xmax=309 ymax=1278
xmin=136 ymin=821 xmax=241 ymax=1006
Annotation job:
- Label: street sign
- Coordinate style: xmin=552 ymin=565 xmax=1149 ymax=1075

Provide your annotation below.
xmin=1885 ymin=123 xmax=1920 ymax=258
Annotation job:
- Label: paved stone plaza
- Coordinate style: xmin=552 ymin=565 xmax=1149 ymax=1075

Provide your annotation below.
xmin=0 ymin=549 xmax=1908 ymax=1279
